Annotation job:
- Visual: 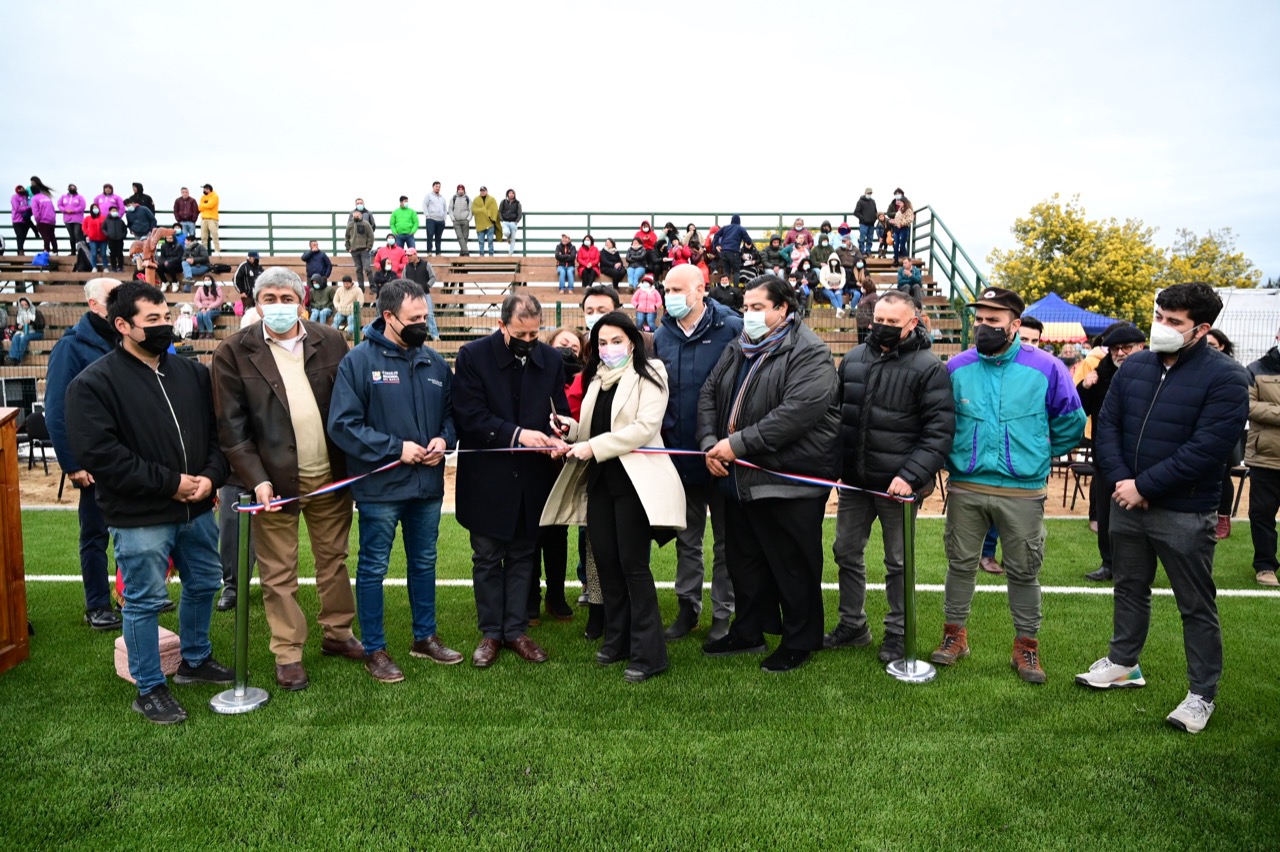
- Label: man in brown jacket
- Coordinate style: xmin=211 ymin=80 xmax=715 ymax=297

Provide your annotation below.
xmin=212 ymin=266 xmax=364 ymax=691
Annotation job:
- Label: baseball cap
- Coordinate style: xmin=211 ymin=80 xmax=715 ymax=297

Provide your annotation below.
xmin=969 ymin=286 xmax=1025 ymax=315
xmin=406 ymin=246 xmax=417 ymax=255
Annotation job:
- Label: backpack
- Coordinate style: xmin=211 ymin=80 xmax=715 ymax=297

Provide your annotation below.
xmin=73 ymin=242 xmax=92 ymax=272
xmin=211 ymin=263 xmax=232 ymax=274
xmin=32 ymin=251 xmax=50 ymax=267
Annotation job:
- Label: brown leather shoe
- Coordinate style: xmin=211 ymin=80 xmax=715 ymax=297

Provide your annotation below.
xmin=504 ymin=634 xmax=549 ymax=663
xmin=321 ymin=635 xmax=365 ymax=659
xmin=979 ymin=556 xmax=1004 ymax=575
xmin=364 ymin=649 xmax=404 ymax=683
xmin=472 ymin=638 xmax=501 ymax=668
xmin=275 ymin=662 xmax=309 ymax=691
xmin=410 ymin=635 xmax=463 ymax=665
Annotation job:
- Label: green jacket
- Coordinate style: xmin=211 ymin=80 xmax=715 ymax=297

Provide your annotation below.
xmin=389 ymin=206 xmax=419 ymax=236
xmin=472 ymin=195 xmax=499 ymax=231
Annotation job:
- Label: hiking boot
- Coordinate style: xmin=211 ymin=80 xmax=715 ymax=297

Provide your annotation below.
xmin=1166 ymin=691 xmax=1215 ymax=734
xmin=1074 ymin=656 xmax=1145 ymax=689
xmin=822 ymin=623 xmax=873 ymax=649
xmin=1256 ymin=570 xmax=1279 ymax=587
xmin=364 ymin=650 xmax=405 ymax=683
xmin=173 ymin=656 xmax=234 ymax=685
xmin=979 ymin=556 xmax=1004 ymax=575
xmin=664 ymin=598 xmax=699 ymax=640
xmin=84 ymin=607 xmax=122 ymax=631
xmin=878 ymin=632 xmax=905 ymax=663
xmin=131 ymin=684 xmax=187 ymax=725
xmin=1215 ymin=515 xmax=1232 ymax=540
xmin=1084 ymin=565 xmax=1113 ymax=582
xmin=929 ymin=623 xmax=969 ymax=666
xmin=1011 ymin=636 xmax=1046 ymax=684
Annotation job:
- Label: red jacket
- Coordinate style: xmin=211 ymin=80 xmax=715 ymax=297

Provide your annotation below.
xmin=634 ymin=221 xmax=657 ymax=251
xmin=566 ymin=374 xmax=584 ymax=420
xmin=373 ymin=244 xmax=408 ymax=276
xmin=82 ymin=212 xmax=106 ymax=241
xmin=173 ymin=195 xmax=199 ymax=223
xmin=576 ymin=244 xmax=600 ymax=275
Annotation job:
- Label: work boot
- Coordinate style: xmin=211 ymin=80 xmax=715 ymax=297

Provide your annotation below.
xmin=1011 ymin=636 xmax=1046 ymax=684
xmin=929 ymin=623 xmax=969 ymax=666
xmin=664 ymin=598 xmax=699 ymax=640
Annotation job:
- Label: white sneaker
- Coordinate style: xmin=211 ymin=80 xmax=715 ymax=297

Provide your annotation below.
xmin=1074 ymin=656 xmax=1146 ymax=689
xmin=835 ymin=308 xmax=845 ymax=318
xmin=1166 ymin=691 xmax=1215 ymax=734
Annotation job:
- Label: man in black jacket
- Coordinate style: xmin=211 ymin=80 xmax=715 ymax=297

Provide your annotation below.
xmin=853 ymin=188 xmax=877 ymax=254
xmin=1082 ymin=283 xmax=1249 ymax=734
xmin=401 ymin=247 xmax=439 ymax=340
xmin=66 ymin=282 xmax=232 ymax=725
xmin=824 ymin=291 xmax=954 ymax=663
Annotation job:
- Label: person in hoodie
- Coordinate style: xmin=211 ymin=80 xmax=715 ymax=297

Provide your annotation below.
xmin=125 ymin=199 xmax=157 ymax=240
xmin=82 ymin=202 xmax=108 ymax=271
xmin=761 ymin=235 xmax=788 ymax=275
xmin=301 ymin=239 xmax=333 ymax=285
xmin=30 ymin=185 xmax=59 ymax=253
xmin=94 ymin=183 xmax=125 ymax=227
xmin=373 ymin=234 xmax=408 ymax=277
xmin=712 ymin=215 xmax=750 ymax=284
xmin=449 ymin=184 xmax=472 ymax=256
xmin=854 ymin=189 xmax=878 ymax=254
xmin=182 ymin=237 xmax=211 ymax=282
xmin=198 ymin=183 xmax=220 ymax=252
xmin=499 ymin=189 xmax=523 ymax=256
xmin=102 ymin=203 xmax=129 ymax=272
xmin=653 ymin=264 xmax=743 ymax=642
xmin=471 ymin=187 xmax=500 ymax=257
xmin=810 ymin=234 xmax=833 ymax=270
xmin=634 ymin=220 xmax=657 ymax=252
xmin=125 ymin=182 xmax=155 ymax=212
xmin=173 ymin=187 xmax=200 ymax=238
xmin=599 ymin=238 xmax=626 ymax=287
xmin=59 ymin=183 xmax=86 ymax=249
xmin=630 ymin=274 xmax=661 ymax=332
xmin=422 ymin=182 xmax=448 ymax=255
xmin=10 ymin=186 xmax=33 ymax=254
xmin=66 ymin=281 xmax=233 ymax=724
xmin=625 ymin=238 xmax=648 ymax=290
xmin=824 ymin=290 xmax=954 ymax=663
xmin=327 ymin=278 xmax=462 ymax=684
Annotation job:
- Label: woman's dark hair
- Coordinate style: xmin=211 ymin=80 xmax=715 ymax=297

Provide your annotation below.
xmin=604 ymin=238 xmax=616 ymax=249
xmin=30 ymin=176 xmax=52 ymax=196
xmin=745 ymin=274 xmax=799 ymax=316
xmin=582 ymin=311 xmax=662 ymax=387
xmin=1206 ymin=328 xmax=1235 ymax=357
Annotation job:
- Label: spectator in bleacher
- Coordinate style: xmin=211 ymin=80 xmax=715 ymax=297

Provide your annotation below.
xmin=1058 ymin=342 xmax=1081 ymax=368
xmin=66 ymin=281 xmax=233 ymax=724
xmin=182 ymin=238 xmax=211 ymax=283
xmin=125 ymin=183 xmax=154 ymax=212
xmin=890 ymin=193 xmax=913 ymax=263
xmin=577 ymin=235 xmax=601 ymax=289
xmin=471 ymin=187 xmax=499 ymax=257
xmin=390 ymin=196 xmax=419 ymax=250
xmin=44 ymin=277 xmax=122 ymax=630
xmin=370 ymin=259 xmax=397 ymax=296
xmin=9 ymin=186 xmax=32 ymax=255
xmin=94 ymin=184 xmax=125 ymax=224
xmin=499 ymin=189 xmax=522 ymax=256
xmin=668 ymin=237 xmax=692 ymax=269
xmin=345 ymin=210 xmax=375 ymax=287
xmin=347 ymin=198 xmax=377 ymax=233
xmin=193 ymin=277 xmax=223 ymax=339
xmin=155 ymin=233 xmax=185 ymax=291
xmin=172 ymin=187 xmax=199 ymax=239
xmin=235 ymin=251 xmax=263 ymax=308
xmin=625 ymin=238 xmax=647 ymax=290
xmin=784 ymin=218 xmax=813 ymax=250
xmin=103 ymin=204 xmax=128 ymax=272
xmin=373 ymin=235 xmax=408 ymax=278
xmin=173 ymin=303 xmax=195 ymax=341
xmin=198 ymin=183 xmax=220 ymax=253
xmin=83 ymin=203 xmax=107 ymax=271
xmin=332 ymin=275 xmax=362 ymax=334
xmin=635 ymin=220 xmax=657 ymax=251
xmin=4 ymin=297 xmax=44 ymax=365
xmin=449 ymin=185 xmax=472 ymax=256
xmin=125 ymin=200 xmax=157 ymax=240
xmin=762 ymin=235 xmax=787 ymax=276
xmin=301 ymin=239 xmax=332 ymax=285
xmin=855 ymin=189 xmax=878 ymax=254
xmin=631 ymin=274 xmax=661 ymax=333
xmin=422 ymin=182 xmax=447 ymax=255
xmin=820 ymin=255 xmax=847 ymax=318
xmin=306 ymin=274 xmax=334 ymax=326
xmin=555 ymin=234 xmax=576 ymax=293
xmin=401 ymin=247 xmax=439 ymax=340
xmin=599 ymin=238 xmax=626 ymax=287
xmin=810 ymin=234 xmax=833 ymax=270
xmin=896 ymin=257 xmax=924 ymax=302
xmin=30 ymin=188 xmax=58 ymax=253
xmin=59 ymin=184 xmax=86 ymax=250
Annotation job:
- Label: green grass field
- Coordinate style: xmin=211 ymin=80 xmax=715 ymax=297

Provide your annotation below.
xmin=3 ymin=510 xmax=1278 ymax=850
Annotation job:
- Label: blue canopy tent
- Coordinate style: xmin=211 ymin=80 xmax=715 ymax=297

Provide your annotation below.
xmin=1022 ymin=293 xmax=1123 ymax=339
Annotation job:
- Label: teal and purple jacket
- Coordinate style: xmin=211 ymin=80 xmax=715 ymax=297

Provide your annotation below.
xmin=945 ymin=338 xmax=1086 ymax=489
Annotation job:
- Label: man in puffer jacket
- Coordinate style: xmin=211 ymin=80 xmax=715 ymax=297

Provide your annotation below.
xmin=1080 ymin=282 xmax=1248 ymax=734
xmin=825 ymin=291 xmax=953 ymax=663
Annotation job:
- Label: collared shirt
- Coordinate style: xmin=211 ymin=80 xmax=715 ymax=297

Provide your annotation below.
xmin=263 ymin=319 xmax=307 ymax=353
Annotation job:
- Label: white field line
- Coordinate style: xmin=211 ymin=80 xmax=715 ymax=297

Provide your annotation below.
xmin=22 ymin=576 xmax=1280 ymax=598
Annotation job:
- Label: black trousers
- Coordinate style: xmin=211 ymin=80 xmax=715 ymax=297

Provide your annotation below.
xmin=107 ymin=239 xmax=124 ymax=269
xmin=1218 ymin=469 xmax=1235 ymax=517
xmin=530 ymin=524 xmax=569 ymax=612
xmin=1091 ymin=474 xmax=1114 ymax=569
xmin=1249 ymin=466 xmax=1280 ymax=574
xmin=35 ymin=222 xmax=57 ymax=252
xmin=724 ymin=495 xmax=827 ymax=652
xmin=471 ymin=531 xmax=537 ymax=641
xmin=580 ymin=268 xmax=599 ymax=289
xmin=588 ymin=478 xmax=667 ymax=674
xmin=13 ymin=221 xmax=31 ymax=254
xmin=65 ymin=223 xmax=84 ymax=249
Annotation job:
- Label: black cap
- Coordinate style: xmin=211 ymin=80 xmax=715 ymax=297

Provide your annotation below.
xmin=969 ymin=286 xmax=1025 ymax=315
xmin=1103 ymin=324 xmax=1146 ymax=347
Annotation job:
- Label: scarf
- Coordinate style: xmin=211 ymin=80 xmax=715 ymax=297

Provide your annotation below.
xmin=728 ymin=317 xmax=795 ymax=434
xmin=596 ymin=360 xmax=630 ymax=391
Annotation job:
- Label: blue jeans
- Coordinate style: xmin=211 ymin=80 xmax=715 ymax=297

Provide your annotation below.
xmin=332 ymin=311 xmax=358 ymax=332
xmin=111 ymin=511 xmax=222 ymax=694
xmin=196 ymin=309 xmax=217 ymax=334
xmin=89 ymin=240 xmax=107 ymax=268
xmin=982 ymin=524 xmax=999 ymax=559
xmin=395 ymin=233 xmax=416 ymax=249
xmin=893 ymin=226 xmax=910 ymax=260
xmin=503 ymin=220 xmax=519 ymax=254
xmin=476 ymin=226 xmax=495 ymax=256
xmin=627 ymin=266 xmax=644 ymax=288
xmin=844 ymin=288 xmax=862 ymax=310
xmin=178 ymin=222 xmax=197 ymax=238
xmin=425 ymin=292 xmax=438 ymax=339
xmin=310 ymin=307 xmax=333 ymax=325
xmin=7 ymin=329 xmax=42 ymax=362
xmin=425 ymin=219 xmax=446 ymax=254
xmin=557 ymin=266 xmax=575 ymax=290
xmin=355 ymin=498 xmax=443 ymax=652
xmin=636 ymin=311 xmax=656 ymax=331
xmin=182 ymin=261 xmax=210 ymax=280
xmin=858 ymin=224 xmax=873 ymax=254
xmin=821 ymin=289 xmax=843 ymax=312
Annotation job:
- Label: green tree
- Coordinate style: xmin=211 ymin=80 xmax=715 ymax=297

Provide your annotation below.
xmin=1166 ymin=227 xmax=1261 ymax=288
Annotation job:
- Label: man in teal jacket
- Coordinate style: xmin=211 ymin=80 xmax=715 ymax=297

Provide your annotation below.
xmin=930 ymin=287 xmax=1085 ymax=683
xmin=389 ymin=196 xmax=420 ymax=250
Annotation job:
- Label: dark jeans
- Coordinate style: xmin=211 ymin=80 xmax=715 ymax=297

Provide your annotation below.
xmin=589 ymin=479 xmax=668 ymax=675
xmin=1091 ymin=475 xmax=1114 ymax=569
xmin=35 ymin=222 xmax=57 ymax=253
xmin=13 ymin=221 xmax=31 ymax=254
xmin=1248 ymin=466 xmax=1280 ymax=574
xmin=425 ymin=219 xmax=445 ymax=254
xmin=1109 ymin=503 xmax=1222 ymax=701
xmin=65 ymin=223 xmax=84 ymax=249
xmin=470 ymin=531 xmax=537 ymax=641
xmin=531 ymin=524 xmax=569 ymax=612
xmin=981 ymin=524 xmax=998 ymax=559
xmin=721 ymin=250 xmax=743 ymax=283
xmin=78 ymin=483 xmax=112 ymax=611
xmin=724 ymin=495 xmax=826 ymax=652
xmin=107 ymin=239 xmax=124 ymax=270
xmin=893 ymin=226 xmax=910 ymax=260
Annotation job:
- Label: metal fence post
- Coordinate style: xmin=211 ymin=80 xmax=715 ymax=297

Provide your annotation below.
xmin=886 ymin=497 xmax=936 ymax=684
xmin=210 ymin=495 xmax=271 ymax=713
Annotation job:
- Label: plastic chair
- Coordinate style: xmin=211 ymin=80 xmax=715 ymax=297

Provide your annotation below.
xmin=18 ymin=409 xmax=50 ymax=474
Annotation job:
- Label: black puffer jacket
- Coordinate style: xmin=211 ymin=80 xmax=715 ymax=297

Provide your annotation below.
xmin=697 ymin=320 xmax=839 ymax=501
xmin=837 ymin=326 xmax=954 ymax=492
xmin=1096 ymin=338 xmax=1249 ymax=512
xmin=854 ymin=196 xmax=878 ymax=227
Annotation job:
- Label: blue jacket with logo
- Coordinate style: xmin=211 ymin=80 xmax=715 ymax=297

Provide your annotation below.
xmin=327 ymin=318 xmax=456 ymax=503
xmin=654 ymin=298 xmax=743 ymax=484
xmin=945 ymin=338 xmax=1085 ymax=488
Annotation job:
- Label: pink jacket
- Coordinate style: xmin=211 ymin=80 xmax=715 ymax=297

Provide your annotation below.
xmin=94 ymin=193 xmax=124 ymax=217
xmin=10 ymin=193 xmax=30 ymax=224
xmin=58 ymin=193 xmax=86 ymax=224
xmin=193 ymin=284 xmax=224 ymax=311
xmin=631 ymin=287 xmax=662 ymax=313
xmin=30 ymin=193 xmax=56 ymax=225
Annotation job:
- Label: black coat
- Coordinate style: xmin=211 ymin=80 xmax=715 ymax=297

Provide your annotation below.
xmin=854 ymin=196 xmax=878 ymax=227
xmin=837 ymin=326 xmax=954 ymax=492
xmin=66 ymin=348 xmax=228 ymax=527
xmin=452 ymin=331 xmax=570 ymax=540
xmin=1096 ymin=339 xmax=1249 ymax=513
xmin=103 ymin=215 xmax=128 ymax=241
xmin=697 ymin=320 xmax=840 ymax=501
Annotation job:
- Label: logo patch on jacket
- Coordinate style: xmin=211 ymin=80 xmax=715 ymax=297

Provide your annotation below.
xmin=372 ymin=371 xmax=400 ymax=384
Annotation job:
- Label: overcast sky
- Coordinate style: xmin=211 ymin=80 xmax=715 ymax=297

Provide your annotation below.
xmin=4 ymin=0 xmax=1278 ymax=278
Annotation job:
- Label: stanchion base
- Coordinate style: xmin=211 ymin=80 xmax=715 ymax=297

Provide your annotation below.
xmin=209 ymin=686 xmax=271 ymax=714
xmin=885 ymin=658 xmax=937 ymax=684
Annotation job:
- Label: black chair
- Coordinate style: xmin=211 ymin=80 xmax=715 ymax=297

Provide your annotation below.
xmin=18 ymin=410 xmax=51 ymax=475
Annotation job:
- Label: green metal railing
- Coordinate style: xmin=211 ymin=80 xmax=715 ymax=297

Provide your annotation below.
xmin=910 ymin=205 xmax=990 ymax=347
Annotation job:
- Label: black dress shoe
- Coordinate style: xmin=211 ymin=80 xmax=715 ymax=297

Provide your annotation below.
xmin=702 ymin=634 xmax=768 ymax=657
xmin=158 ymin=599 xmax=177 ymax=614
xmin=664 ymin=598 xmax=699 ymax=640
xmin=584 ymin=604 xmax=604 ymax=641
xmin=84 ymin=607 xmax=122 ymax=630
xmin=761 ymin=648 xmax=811 ymax=673
xmin=595 ymin=648 xmax=629 ymax=666
xmin=216 ymin=586 xmax=236 ymax=611
xmin=1084 ymin=565 xmax=1113 ymax=582
xmin=623 ymin=666 xmax=667 ymax=683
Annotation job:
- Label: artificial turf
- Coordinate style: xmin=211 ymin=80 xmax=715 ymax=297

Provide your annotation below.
xmin=2 ymin=511 xmax=1278 ymax=850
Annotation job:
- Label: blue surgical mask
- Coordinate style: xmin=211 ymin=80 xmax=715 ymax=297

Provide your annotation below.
xmin=743 ymin=310 xmax=770 ymax=341
xmin=585 ymin=313 xmax=602 ymax=331
xmin=665 ymin=293 xmax=690 ymax=319
xmin=261 ymin=304 xmax=300 ymax=334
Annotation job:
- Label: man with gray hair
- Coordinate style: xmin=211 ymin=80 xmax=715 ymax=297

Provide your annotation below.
xmin=453 ymin=293 xmax=569 ymax=667
xmin=44 ymin=277 xmax=129 ymax=630
xmin=212 ymin=267 xmax=364 ymax=690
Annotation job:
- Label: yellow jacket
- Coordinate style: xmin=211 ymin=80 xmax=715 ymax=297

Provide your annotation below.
xmin=471 ymin=194 xmax=499 ymax=231
xmin=198 ymin=190 xmax=220 ymax=220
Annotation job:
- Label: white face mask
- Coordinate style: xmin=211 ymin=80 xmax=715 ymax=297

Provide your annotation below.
xmin=1149 ymin=320 xmax=1193 ymax=354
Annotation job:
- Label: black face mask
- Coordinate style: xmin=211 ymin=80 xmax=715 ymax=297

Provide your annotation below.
xmin=508 ymin=336 xmax=535 ymax=359
xmin=975 ymin=324 xmax=1010 ymax=356
xmin=557 ymin=345 xmax=582 ymax=378
xmin=131 ymin=323 xmax=173 ymax=356
xmin=867 ymin=322 xmax=907 ymax=351
xmin=397 ymin=321 xmax=430 ymax=349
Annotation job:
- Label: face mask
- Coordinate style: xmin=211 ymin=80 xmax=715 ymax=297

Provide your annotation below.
xmin=640 ymin=280 xmax=652 ymax=290
xmin=894 ymin=194 xmax=903 ymax=200
xmin=585 ymin=313 xmax=602 ymax=331
xmin=599 ymin=343 xmax=631 ymax=369
xmin=868 ymin=322 xmax=908 ymax=350
xmin=584 ymin=240 xmax=592 ymax=247
xmin=508 ymin=335 xmax=534 ymax=358
xmin=400 ymin=203 xmax=407 ymax=208
xmin=1149 ymin=320 xmax=1193 ymax=354
xmin=356 ymin=204 xmax=365 ymax=211
xmin=69 ymin=188 xmax=77 ymax=194
xmin=109 ymin=211 xmax=119 ymax=218
xmin=557 ymin=345 xmax=582 ymax=378
xmin=743 ymin=310 xmax=771 ymax=341
xmin=261 ymin=304 xmax=300 ymax=334
xmin=90 ymin=207 xmax=99 ymax=215
xmin=131 ymin=323 xmax=173 ymax=356
xmin=856 ymin=261 xmax=865 ymax=269
xmin=642 ymin=226 xmax=650 ymax=232
xmin=665 ymin=293 xmax=690 ymax=319
xmin=126 ymin=207 xmax=136 ymax=214
xmin=397 ymin=320 xmax=430 ymax=348
xmin=975 ymin=323 xmax=1010 ymax=356
xmin=387 ymin=239 xmax=396 ymax=247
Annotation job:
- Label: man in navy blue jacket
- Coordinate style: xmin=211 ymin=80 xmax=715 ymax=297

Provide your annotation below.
xmin=1083 ymin=282 xmax=1249 ymax=734
xmin=328 ymin=279 xmax=462 ymax=684
xmin=653 ymin=264 xmax=742 ymax=641
xmin=44 ymin=277 xmax=122 ymax=630
xmin=453 ymin=293 xmax=569 ymax=668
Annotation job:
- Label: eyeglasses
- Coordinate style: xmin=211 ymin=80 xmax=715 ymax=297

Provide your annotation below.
xmin=1108 ymin=343 xmax=1141 ymax=355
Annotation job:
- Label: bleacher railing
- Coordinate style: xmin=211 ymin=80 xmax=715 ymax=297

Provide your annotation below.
xmin=909 ymin=206 xmax=988 ymax=347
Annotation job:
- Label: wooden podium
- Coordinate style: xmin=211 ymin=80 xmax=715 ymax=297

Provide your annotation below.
xmin=0 ymin=408 xmax=30 ymax=675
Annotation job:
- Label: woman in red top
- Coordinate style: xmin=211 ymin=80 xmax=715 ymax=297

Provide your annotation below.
xmin=633 ymin=220 xmax=657 ymax=251
xmin=81 ymin=203 xmax=108 ymax=271
xmin=576 ymin=235 xmax=601 ymax=288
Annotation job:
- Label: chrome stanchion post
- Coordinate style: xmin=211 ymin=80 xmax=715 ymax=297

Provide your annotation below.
xmin=211 ymin=494 xmax=270 ymax=714
xmin=886 ymin=496 xmax=936 ymax=684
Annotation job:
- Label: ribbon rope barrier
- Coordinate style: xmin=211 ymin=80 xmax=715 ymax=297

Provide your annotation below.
xmin=210 ymin=493 xmax=272 ymax=714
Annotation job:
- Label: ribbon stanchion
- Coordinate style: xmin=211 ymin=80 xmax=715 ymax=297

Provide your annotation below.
xmin=210 ymin=493 xmax=271 ymax=714
xmin=885 ymin=497 xmax=936 ymax=684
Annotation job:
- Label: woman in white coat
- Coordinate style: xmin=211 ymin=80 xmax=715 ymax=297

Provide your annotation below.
xmin=542 ymin=311 xmax=685 ymax=682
